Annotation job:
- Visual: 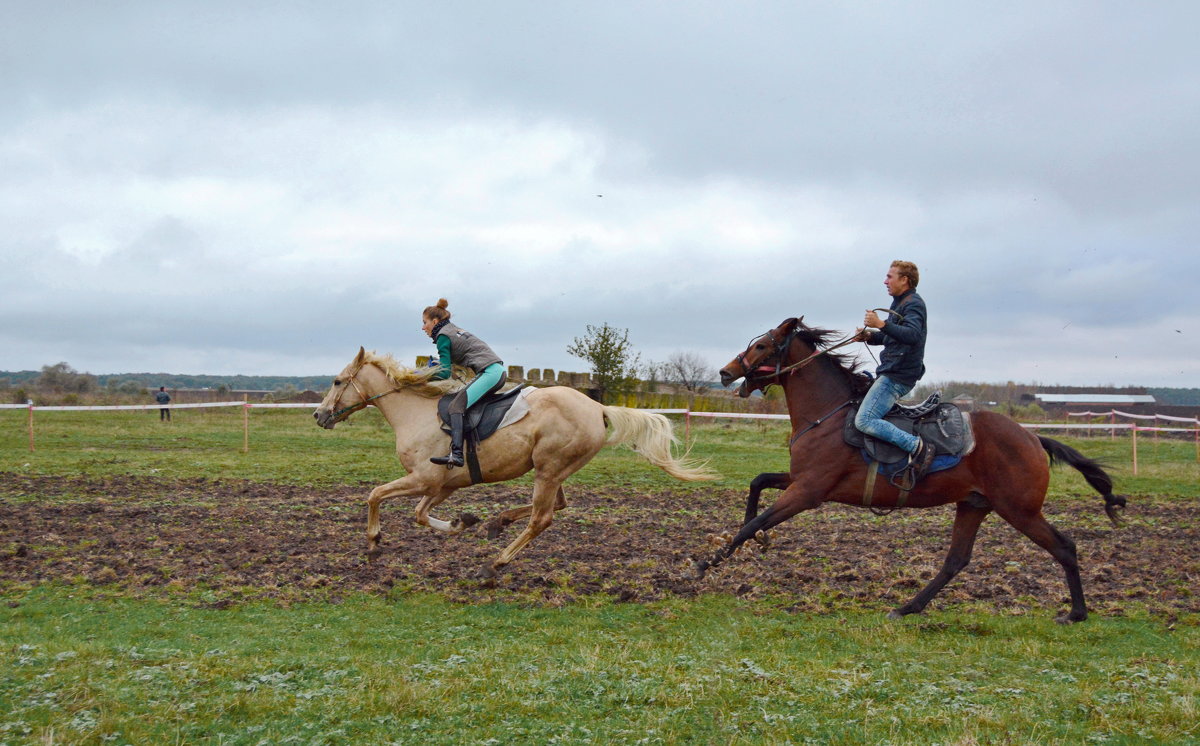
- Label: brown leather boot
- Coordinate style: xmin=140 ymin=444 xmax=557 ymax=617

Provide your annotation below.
xmin=909 ymin=437 xmax=936 ymax=481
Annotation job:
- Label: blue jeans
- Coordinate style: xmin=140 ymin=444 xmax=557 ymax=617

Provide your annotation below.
xmin=855 ymin=375 xmax=920 ymax=453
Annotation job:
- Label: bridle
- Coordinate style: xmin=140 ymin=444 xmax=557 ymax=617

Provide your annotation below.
xmin=328 ymin=362 xmax=404 ymax=422
xmin=734 ymin=327 xmax=799 ymax=386
xmin=735 ymin=325 xmax=852 ymax=387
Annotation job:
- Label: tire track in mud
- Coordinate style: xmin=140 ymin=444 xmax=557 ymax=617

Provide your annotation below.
xmin=1 ymin=473 xmax=1195 ymax=619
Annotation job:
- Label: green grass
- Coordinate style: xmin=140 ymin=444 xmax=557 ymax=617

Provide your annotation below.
xmin=3 ymin=408 xmax=1199 ymax=743
xmin=3 ymin=407 xmax=1197 ymax=497
xmin=2 ymin=407 xmax=800 ymax=490
xmin=1 ymin=587 xmax=1196 ymax=745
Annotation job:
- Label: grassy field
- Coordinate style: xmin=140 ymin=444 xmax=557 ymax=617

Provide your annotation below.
xmin=2 ymin=407 xmax=1198 ymax=744
xmin=3 ymin=405 xmax=1197 ymax=496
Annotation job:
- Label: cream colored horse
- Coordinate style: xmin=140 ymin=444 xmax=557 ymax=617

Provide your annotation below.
xmin=313 ymin=348 xmax=714 ymax=579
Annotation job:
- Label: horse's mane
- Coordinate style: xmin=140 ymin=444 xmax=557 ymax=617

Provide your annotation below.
xmin=362 ymin=351 xmax=463 ymax=398
xmin=795 ymin=323 xmax=874 ymax=397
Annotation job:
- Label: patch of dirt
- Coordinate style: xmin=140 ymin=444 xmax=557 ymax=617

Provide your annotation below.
xmin=1 ymin=473 xmax=1195 ymax=618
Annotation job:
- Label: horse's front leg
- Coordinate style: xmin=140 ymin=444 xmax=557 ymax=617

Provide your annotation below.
xmin=414 ymin=489 xmax=476 ymax=534
xmin=696 ymin=480 xmax=821 ymax=579
xmin=744 ymin=472 xmax=791 ymax=548
xmin=365 ymin=474 xmax=438 ymax=561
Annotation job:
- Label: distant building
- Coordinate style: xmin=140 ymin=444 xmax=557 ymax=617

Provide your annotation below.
xmin=949 ymin=393 xmax=976 ymax=411
xmin=1034 ymin=394 xmax=1155 ymax=405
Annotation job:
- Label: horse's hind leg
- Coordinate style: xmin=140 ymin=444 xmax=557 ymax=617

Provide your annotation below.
xmin=483 ymin=486 xmax=567 ymax=540
xmin=999 ymin=507 xmax=1088 ymax=623
xmin=890 ymin=499 xmax=990 ymax=619
xmin=479 ymin=477 xmax=563 ymax=580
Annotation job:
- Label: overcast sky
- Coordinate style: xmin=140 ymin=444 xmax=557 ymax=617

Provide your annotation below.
xmin=2 ymin=2 xmax=1197 ymax=387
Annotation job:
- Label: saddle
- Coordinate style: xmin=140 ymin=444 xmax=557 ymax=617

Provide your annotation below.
xmin=436 ymin=385 xmax=531 ymax=483
xmin=843 ymin=393 xmax=975 ymax=480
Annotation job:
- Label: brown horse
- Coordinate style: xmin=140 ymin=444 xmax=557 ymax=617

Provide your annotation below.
xmin=695 ymin=317 xmax=1126 ymax=623
xmin=314 ymin=348 xmax=714 ymax=579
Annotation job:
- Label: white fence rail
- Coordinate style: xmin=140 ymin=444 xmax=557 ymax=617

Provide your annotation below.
xmin=4 ymin=401 xmax=1196 ymax=473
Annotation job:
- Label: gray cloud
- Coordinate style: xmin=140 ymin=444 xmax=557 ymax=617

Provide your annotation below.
xmin=2 ymin=2 xmax=1197 ymax=386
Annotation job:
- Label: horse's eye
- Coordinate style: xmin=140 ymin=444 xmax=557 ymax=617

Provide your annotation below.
xmin=333 ymin=379 xmax=342 ymax=386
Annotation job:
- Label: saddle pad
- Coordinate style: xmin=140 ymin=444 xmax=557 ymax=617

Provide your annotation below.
xmin=844 ymin=402 xmax=975 ymax=467
xmin=497 ymin=388 xmax=533 ymax=430
xmin=862 ymin=451 xmax=963 ymax=478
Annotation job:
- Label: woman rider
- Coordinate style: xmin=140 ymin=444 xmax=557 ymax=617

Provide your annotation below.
xmin=421 ymin=298 xmax=507 ymax=467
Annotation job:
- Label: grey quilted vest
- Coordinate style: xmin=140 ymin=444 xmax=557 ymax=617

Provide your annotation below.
xmin=437 ymin=322 xmax=503 ymax=374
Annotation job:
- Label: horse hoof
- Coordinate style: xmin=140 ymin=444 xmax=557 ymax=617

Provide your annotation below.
xmin=475 ymin=564 xmax=499 ymax=586
xmin=485 ymin=521 xmax=507 ymax=540
xmin=692 ymin=560 xmax=709 ymax=580
xmin=1056 ymin=611 xmax=1087 ymax=625
xmin=886 ymin=610 xmax=904 ymax=621
xmin=366 ymin=547 xmax=383 ymax=563
xmin=458 ymin=512 xmax=482 ymax=528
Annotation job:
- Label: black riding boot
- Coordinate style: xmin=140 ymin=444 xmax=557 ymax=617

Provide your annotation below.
xmin=430 ymin=413 xmax=465 ymax=467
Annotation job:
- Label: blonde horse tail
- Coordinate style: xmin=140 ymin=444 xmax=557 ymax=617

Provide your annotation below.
xmin=601 ymin=406 xmax=717 ymax=482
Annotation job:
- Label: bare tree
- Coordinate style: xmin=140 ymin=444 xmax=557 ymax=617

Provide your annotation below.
xmin=664 ymin=351 xmax=714 ymax=394
xmin=35 ymin=362 xmax=98 ymax=395
xmin=640 ymin=359 xmax=664 ymax=393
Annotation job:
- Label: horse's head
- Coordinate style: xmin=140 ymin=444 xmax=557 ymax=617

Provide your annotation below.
xmin=719 ymin=317 xmax=805 ymax=398
xmin=313 ymin=347 xmax=375 ymax=429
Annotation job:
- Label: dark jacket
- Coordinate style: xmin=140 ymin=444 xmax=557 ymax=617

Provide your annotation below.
xmin=866 ymin=289 xmax=927 ymax=387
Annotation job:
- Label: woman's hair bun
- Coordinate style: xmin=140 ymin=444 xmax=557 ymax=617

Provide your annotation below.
xmin=437 ymin=298 xmax=449 ymax=309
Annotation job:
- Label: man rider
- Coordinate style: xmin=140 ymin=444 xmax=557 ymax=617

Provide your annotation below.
xmin=854 ymin=260 xmax=935 ymax=480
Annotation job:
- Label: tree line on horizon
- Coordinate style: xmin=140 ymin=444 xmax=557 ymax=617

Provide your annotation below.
xmin=4 ymin=348 xmax=1199 ymax=408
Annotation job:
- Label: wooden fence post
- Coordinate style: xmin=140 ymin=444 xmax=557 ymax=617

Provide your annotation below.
xmin=27 ymin=401 xmax=34 ymax=453
xmin=1131 ymin=425 xmax=1138 ymax=476
xmin=243 ymin=396 xmax=250 ymax=454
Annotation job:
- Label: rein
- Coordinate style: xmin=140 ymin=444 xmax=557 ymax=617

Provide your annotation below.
xmin=776 ymin=335 xmax=858 ymax=375
xmin=788 ymin=399 xmax=855 ymax=447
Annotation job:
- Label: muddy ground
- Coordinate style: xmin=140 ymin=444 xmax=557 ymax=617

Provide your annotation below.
xmin=1 ymin=473 xmax=1195 ymax=619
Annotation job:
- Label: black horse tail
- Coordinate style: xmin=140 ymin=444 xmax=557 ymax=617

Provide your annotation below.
xmin=1038 ymin=436 xmax=1127 ymax=526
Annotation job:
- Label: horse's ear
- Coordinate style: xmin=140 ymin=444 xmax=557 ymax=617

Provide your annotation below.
xmin=354 ymin=346 xmax=367 ymax=365
xmin=781 ymin=317 xmax=800 ymax=332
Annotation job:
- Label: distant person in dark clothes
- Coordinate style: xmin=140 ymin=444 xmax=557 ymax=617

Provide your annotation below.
xmin=155 ymin=386 xmax=171 ymax=421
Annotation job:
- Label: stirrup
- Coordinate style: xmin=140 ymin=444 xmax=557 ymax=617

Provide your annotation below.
xmin=908 ymin=438 xmax=936 ymax=481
